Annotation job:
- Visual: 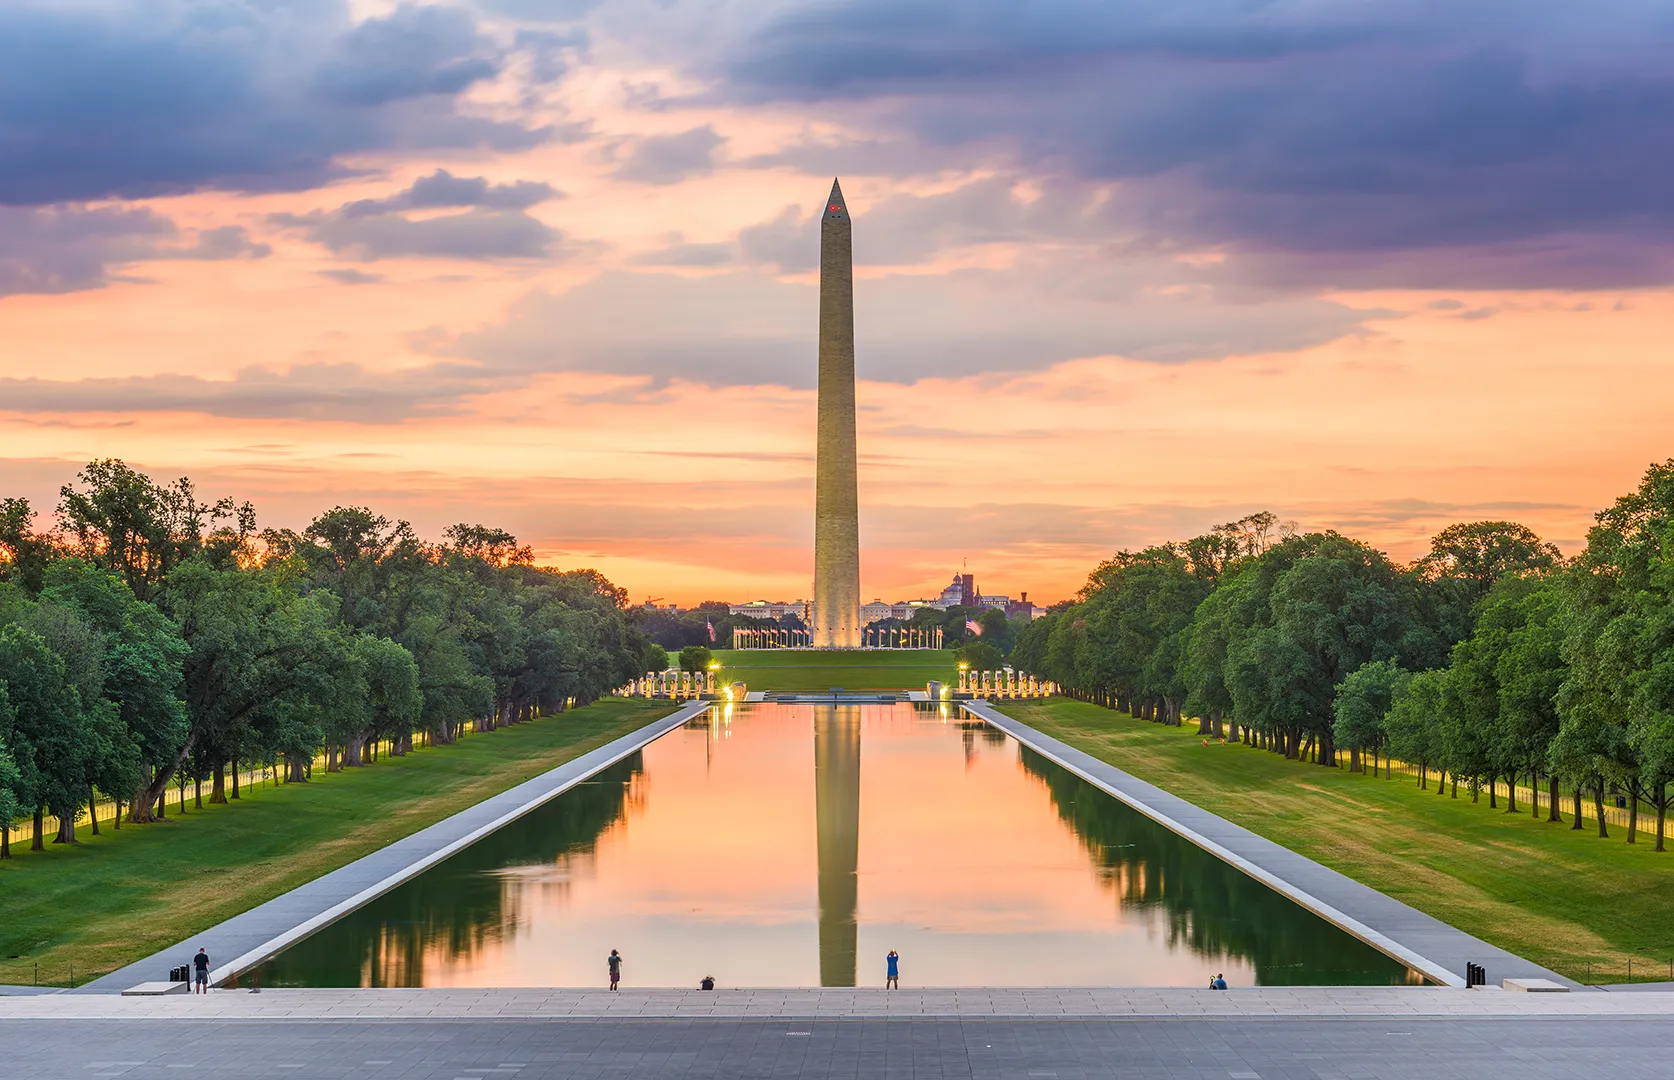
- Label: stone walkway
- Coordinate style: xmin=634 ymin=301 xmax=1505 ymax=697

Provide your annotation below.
xmin=968 ymin=702 xmax=1572 ymax=990
xmin=81 ymin=702 xmax=710 ymax=994
xmin=7 ymin=1012 xmax=1672 ymax=1080
xmin=7 ymin=987 xmax=1674 ymax=1020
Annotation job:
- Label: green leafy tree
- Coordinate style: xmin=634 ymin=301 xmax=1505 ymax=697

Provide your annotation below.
xmin=679 ymin=645 xmax=713 ymax=673
xmin=1333 ymin=660 xmax=1403 ymax=774
xmin=0 ymin=498 xmax=56 ymax=592
xmin=956 ymin=639 xmax=1003 ymax=671
xmin=0 ymin=624 xmax=95 ymax=847
xmin=0 ymin=689 xmax=24 ymax=857
xmin=39 ymin=559 xmax=188 ymax=817
xmin=57 ymin=460 xmax=238 ymax=600
xmin=1557 ymin=460 xmax=1674 ymax=840
xmin=1386 ymin=668 xmax=1445 ymax=790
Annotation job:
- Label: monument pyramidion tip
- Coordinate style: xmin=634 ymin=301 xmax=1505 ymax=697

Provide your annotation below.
xmin=824 ymin=178 xmax=848 ymax=221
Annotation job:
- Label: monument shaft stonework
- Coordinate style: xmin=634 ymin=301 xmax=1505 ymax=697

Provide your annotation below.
xmin=812 ymin=179 xmax=861 ymax=648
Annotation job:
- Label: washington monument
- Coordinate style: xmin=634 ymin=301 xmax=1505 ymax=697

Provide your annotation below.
xmin=812 ymin=179 xmax=862 ymax=648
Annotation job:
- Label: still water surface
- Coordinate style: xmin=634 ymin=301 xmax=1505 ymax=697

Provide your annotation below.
xmin=258 ymin=703 xmax=1418 ymax=988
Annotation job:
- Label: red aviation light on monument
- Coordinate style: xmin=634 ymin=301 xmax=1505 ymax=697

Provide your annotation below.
xmin=823 ymin=180 xmax=848 ymax=223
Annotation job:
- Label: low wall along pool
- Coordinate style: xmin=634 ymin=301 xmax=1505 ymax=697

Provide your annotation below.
xmin=255 ymin=703 xmax=1420 ymax=988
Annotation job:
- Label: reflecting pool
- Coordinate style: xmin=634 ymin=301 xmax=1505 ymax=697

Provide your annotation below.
xmin=256 ymin=703 xmax=1419 ymax=988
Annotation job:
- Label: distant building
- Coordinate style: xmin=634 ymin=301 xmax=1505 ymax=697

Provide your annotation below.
xmin=860 ymin=599 xmax=929 ymax=624
xmin=935 ymin=573 xmax=978 ymax=609
xmin=860 ymin=599 xmax=894 ymax=625
xmin=728 ymin=600 xmax=809 ymax=621
xmin=1006 ymin=592 xmax=1039 ymax=619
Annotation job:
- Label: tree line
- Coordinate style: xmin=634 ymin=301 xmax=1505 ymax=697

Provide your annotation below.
xmin=1011 ymin=461 xmax=1674 ymax=849
xmin=0 ymin=460 xmax=656 ymax=857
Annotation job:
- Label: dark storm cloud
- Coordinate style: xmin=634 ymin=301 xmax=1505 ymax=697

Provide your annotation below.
xmin=0 ymin=1 xmax=550 ymax=207
xmin=613 ymin=126 xmax=726 ymax=185
xmin=705 ymin=0 xmax=1674 ymax=287
xmin=341 ymin=169 xmax=561 ymax=215
xmin=174 ymin=226 xmax=273 ymax=261
xmin=0 ymin=206 xmax=176 ymax=296
xmin=0 ymin=208 xmax=268 ymax=298
xmin=270 ymin=170 xmax=564 ymax=260
xmin=317 ymin=268 xmax=385 ymax=285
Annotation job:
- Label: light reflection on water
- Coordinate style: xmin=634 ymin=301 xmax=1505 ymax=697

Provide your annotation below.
xmin=257 ymin=703 xmax=1419 ymax=988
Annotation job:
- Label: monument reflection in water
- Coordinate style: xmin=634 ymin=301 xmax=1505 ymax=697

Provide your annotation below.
xmin=256 ymin=703 xmax=1419 ymax=988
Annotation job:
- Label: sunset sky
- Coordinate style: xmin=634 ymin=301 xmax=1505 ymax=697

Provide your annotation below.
xmin=3 ymin=0 xmax=1671 ymax=606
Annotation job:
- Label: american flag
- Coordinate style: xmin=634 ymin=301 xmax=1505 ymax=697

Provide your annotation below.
xmin=965 ymin=619 xmax=982 ymax=636
xmin=707 ymin=618 xmax=716 ymax=643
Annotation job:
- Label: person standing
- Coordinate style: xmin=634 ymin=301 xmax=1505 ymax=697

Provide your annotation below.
xmin=192 ymin=948 xmax=210 ymax=994
xmin=885 ymin=950 xmax=900 ymax=990
xmin=607 ymin=949 xmax=622 ymax=991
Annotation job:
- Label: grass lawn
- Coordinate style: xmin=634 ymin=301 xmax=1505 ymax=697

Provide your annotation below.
xmin=712 ymin=648 xmax=960 ymax=691
xmin=998 ymin=697 xmax=1674 ymax=985
xmin=0 ymin=698 xmax=675 ymax=989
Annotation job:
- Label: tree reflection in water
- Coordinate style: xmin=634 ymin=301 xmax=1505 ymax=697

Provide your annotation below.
xmin=256 ymin=754 xmax=645 ymax=987
xmin=1016 ymin=747 xmax=1423 ymax=986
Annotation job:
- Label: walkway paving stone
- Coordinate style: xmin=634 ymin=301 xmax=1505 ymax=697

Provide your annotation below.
xmin=8 ymin=986 xmax=1674 ymax=1020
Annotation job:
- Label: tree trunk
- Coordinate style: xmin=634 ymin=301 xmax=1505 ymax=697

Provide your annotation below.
xmin=1571 ymin=787 xmax=1584 ymax=829
xmin=55 ymin=808 xmax=76 ymax=844
xmin=1628 ymin=785 xmax=1640 ymax=844
xmin=1531 ymin=772 xmax=1539 ymax=819
xmin=1594 ymin=786 xmax=1609 ymax=838
xmin=1549 ymin=776 xmax=1562 ymax=823
xmin=1449 ymin=773 xmax=1457 ymax=798
xmin=1350 ymin=747 xmax=1362 ymax=774
xmin=1419 ymin=763 xmax=1427 ymax=790
xmin=345 ymin=733 xmax=366 ymax=768
xmin=1319 ymin=731 xmax=1336 ymax=768
xmin=1505 ymin=773 xmax=1516 ymax=813
xmin=231 ymin=759 xmax=239 ymax=800
xmin=1 ymin=823 xmax=8 ymax=859
xmin=133 ymin=729 xmax=199 ymax=823
xmin=88 ymin=785 xmax=100 ymax=836
xmin=1656 ymin=787 xmax=1667 ymax=853
xmin=194 ymin=773 xmax=203 ymax=810
xmin=210 ymin=764 xmax=227 ymax=805
xmin=32 ymin=807 xmax=44 ymax=851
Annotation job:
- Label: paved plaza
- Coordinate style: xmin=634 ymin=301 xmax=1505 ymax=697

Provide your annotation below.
xmin=5 ymin=987 xmax=1674 ymax=1021
xmin=4 ymin=1002 xmax=1674 ymax=1080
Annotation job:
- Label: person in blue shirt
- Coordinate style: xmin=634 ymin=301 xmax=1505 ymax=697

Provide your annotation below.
xmin=1211 ymin=973 xmax=1228 ymax=990
xmin=886 ymin=950 xmax=900 ymax=989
